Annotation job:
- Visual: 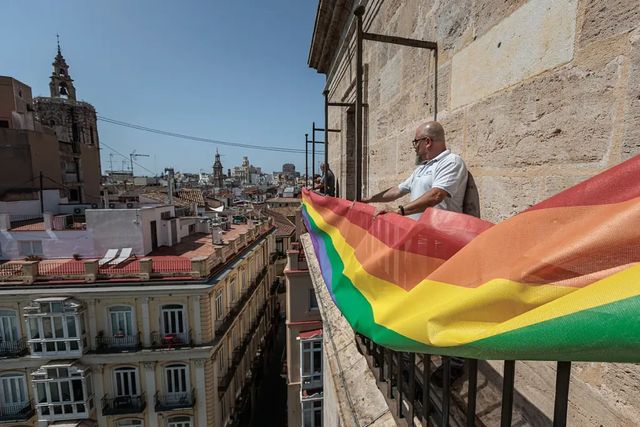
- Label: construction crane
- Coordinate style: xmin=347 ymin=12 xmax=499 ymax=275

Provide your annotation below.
xmin=130 ymin=150 xmax=150 ymax=176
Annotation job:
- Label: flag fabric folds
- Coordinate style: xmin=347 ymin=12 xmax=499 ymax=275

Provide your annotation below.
xmin=301 ymin=155 xmax=640 ymax=362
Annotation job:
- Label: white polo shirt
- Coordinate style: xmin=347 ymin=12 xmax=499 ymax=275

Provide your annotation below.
xmin=398 ymin=150 xmax=468 ymax=219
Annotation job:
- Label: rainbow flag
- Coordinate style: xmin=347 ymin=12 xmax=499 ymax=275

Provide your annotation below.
xmin=301 ymin=156 xmax=640 ymax=362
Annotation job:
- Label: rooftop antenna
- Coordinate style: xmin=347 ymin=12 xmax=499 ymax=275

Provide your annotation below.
xmin=130 ymin=150 xmax=150 ymax=175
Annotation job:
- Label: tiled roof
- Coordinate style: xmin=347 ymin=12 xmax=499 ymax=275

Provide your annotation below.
xmin=264 ymin=208 xmax=296 ymax=237
xmin=177 ymin=188 xmax=205 ymax=206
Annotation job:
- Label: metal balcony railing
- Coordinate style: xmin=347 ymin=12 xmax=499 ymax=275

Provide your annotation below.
xmin=102 ymin=394 xmax=146 ymax=415
xmin=0 ymin=337 xmax=29 ymax=357
xmin=0 ymin=400 xmax=35 ymax=422
xmin=215 ymin=266 xmax=268 ymax=341
xmin=154 ymin=390 xmax=195 ymax=411
xmin=356 ymin=335 xmax=574 ymax=427
xmin=95 ymin=333 xmax=141 ymax=353
xmin=150 ymin=330 xmax=192 ymax=349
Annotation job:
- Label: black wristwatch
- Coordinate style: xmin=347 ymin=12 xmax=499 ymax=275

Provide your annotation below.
xmin=398 ymin=205 xmax=405 ymax=216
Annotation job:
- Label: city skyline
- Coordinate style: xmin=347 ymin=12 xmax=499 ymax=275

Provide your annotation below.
xmin=0 ymin=1 xmax=326 ymax=175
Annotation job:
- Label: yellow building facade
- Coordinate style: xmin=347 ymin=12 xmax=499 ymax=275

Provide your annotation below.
xmin=0 ymin=222 xmax=279 ymax=427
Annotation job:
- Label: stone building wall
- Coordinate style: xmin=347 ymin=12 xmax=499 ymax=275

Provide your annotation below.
xmin=322 ymin=0 xmax=640 ymax=222
xmin=34 ymin=97 xmax=102 ymax=203
xmin=313 ymin=0 xmax=640 ymax=425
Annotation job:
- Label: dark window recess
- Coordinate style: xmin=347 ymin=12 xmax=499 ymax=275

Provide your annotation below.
xmin=72 ymin=122 xmax=79 ymax=143
xmin=89 ymin=125 xmax=95 ymax=145
xmin=69 ymin=189 xmax=80 ymax=202
xmin=0 ymin=120 xmax=9 ymax=128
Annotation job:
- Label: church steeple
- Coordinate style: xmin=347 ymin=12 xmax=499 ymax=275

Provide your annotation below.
xmin=213 ymin=149 xmax=224 ymax=188
xmin=49 ymin=35 xmax=77 ymax=100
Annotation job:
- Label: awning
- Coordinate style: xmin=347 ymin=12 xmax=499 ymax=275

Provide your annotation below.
xmin=297 ymin=328 xmax=323 ymax=340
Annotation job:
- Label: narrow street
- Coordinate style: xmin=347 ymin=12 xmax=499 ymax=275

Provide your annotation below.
xmin=252 ymin=316 xmax=287 ymax=426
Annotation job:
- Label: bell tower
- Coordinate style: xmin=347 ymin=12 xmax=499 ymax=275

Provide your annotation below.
xmin=213 ymin=149 xmax=224 ymax=188
xmin=49 ymin=35 xmax=77 ymax=100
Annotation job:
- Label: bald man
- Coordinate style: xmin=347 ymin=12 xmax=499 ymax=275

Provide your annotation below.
xmin=362 ymin=120 xmax=469 ymax=385
xmin=361 ymin=121 xmax=468 ymax=220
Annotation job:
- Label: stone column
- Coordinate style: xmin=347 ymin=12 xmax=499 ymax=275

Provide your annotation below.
xmin=194 ymin=359 xmax=207 ymax=427
xmin=139 ymin=258 xmax=152 ymax=280
xmin=190 ymin=256 xmax=208 ymax=278
xmin=141 ymin=297 xmax=151 ymax=348
xmin=83 ymin=260 xmax=98 ymax=283
xmin=143 ymin=361 xmax=159 ymax=427
xmin=92 ymin=364 xmax=106 ymax=426
xmin=87 ymin=300 xmax=97 ymax=351
xmin=190 ymin=295 xmax=202 ymax=345
xmin=43 ymin=212 xmax=53 ymax=231
xmin=21 ymin=261 xmax=38 ymax=284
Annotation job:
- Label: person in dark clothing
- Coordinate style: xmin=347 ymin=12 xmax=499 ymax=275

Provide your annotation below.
xmin=315 ymin=162 xmax=335 ymax=196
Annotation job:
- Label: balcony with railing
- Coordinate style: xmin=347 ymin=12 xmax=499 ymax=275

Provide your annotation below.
xmin=214 ymin=265 xmax=268 ymax=341
xmin=95 ymin=332 xmax=141 ymax=353
xmin=0 ymin=400 xmax=35 ymax=422
xmin=102 ymin=394 xmax=146 ymax=415
xmin=155 ymin=390 xmax=195 ymax=411
xmin=0 ymin=337 xmax=28 ymax=357
xmin=300 ymin=232 xmax=595 ymax=427
xmin=150 ymin=330 xmax=192 ymax=349
xmin=218 ymin=303 xmax=270 ymax=394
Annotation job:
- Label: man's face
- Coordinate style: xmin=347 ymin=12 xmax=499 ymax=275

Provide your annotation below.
xmin=412 ymin=130 xmax=431 ymax=159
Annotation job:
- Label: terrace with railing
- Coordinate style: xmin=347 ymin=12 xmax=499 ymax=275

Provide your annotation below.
xmin=0 ymin=220 xmax=274 ymax=285
xmin=0 ymin=400 xmax=35 ymax=422
xmin=155 ymin=390 xmax=196 ymax=411
xmin=0 ymin=337 xmax=29 ymax=357
xmin=95 ymin=332 xmax=142 ymax=353
xmin=214 ymin=266 xmax=269 ymax=342
xmin=102 ymin=393 xmax=146 ymax=416
xmin=300 ymin=233 xmax=613 ymax=427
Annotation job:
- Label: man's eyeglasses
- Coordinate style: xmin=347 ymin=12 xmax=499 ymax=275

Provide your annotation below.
xmin=412 ymin=136 xmax=429 ymax=147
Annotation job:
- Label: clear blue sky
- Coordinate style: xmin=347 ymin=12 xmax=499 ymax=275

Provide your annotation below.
xmin=0 ymin=1 xmax=325 ymax=176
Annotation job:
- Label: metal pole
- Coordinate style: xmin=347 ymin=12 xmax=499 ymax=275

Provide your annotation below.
xmin=39 ymin=172 xmax=44 ymax=214
xmin=434 ymin=49 xmax=438 ymax=121
xmin=553 ymin=361 xmax=572 ymax=427
xmin=305 ymin=133 xmax=309 ymax=187
xmin=501 ymin=360 xmax=516 ymax=427
xmin=355 ymin=5 xmax=365 ymax=201
xmin=324 ymin=89 xmax=329 ymax=170
xmin=312 ymin=122 xmax=316 ymax=186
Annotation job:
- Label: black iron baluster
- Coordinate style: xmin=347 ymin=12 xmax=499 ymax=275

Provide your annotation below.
xmin=387 ymin=349 xmax=393 ymax=398
xmin=501 ymin=360 xmax=516 ymax=427
xmin=408 ymin=352 xmax=416 ymax=426
xmin=397 ymin=352 xmax=404 ymax=418
xmin=423 ymin=354 xmax=431 ymax=426
xmin=466 ymin=359 xmax=478 ymax=427
xmin=553 ymin=361 xmax=571 ymax=427
xmin=442 ymin=357 xmax=451 ymax=427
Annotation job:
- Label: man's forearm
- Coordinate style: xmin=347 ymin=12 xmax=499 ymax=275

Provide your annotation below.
xmin=403 ymin=188 xmax=447 ymax=216
xmin=362 ymin=187 xmax=403 ymax=203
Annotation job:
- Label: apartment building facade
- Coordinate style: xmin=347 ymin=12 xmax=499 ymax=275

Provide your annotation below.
xmin=0 ymin=217 xmax=279 ymax=427
xmin=284 ymin=242 xmax=323 ymax=427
